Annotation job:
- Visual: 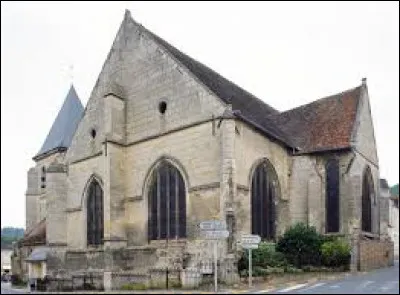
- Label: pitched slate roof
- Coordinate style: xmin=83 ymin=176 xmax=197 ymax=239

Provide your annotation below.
xmin=20 ymin=219 xmax=46 ymax=246
xmin=266 ymin=86 xmax=362 ymax=153
xmin=34 ymin=85 xmax=84 ymax=160
xmin=136 ymin=17 xmax=296 ymax=149
xmin=25 ymin=247 xmax=49 ymax=262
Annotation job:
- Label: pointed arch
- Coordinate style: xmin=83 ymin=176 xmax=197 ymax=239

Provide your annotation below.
xmin=81 ymin=173 xmax=103 ymax=208
xmin=142 ymin=155 xmax=190 ymax=198
xmin=145 ymin=157 xmax=187 ymax=241
xmin=325 ymin=158 xmax=340 ymax=233
xmin=250 ymin=158 xmax=280 ymax=240
xmin=362 ymin=166 xmax=374 ymax=232
xmin=85 ymin=175 xmax=104 ymax=246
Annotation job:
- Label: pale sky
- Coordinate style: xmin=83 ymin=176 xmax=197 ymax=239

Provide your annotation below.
xmin=1 ymin=1 xmax=399 ymax=229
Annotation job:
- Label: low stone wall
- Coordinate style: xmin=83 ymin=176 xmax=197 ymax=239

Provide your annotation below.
xmin=359 ymin=239 xmax=394 ymax=271
xmin=46 ymin=272 xmax=104 ymax=291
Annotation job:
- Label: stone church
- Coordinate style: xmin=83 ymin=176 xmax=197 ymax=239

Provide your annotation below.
xmin=13 ymin=10 xmax=393 ymax=290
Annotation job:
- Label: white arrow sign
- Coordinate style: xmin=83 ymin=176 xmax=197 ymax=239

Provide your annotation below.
xmin=202 ymin=230 xmax=229 ymax=239
xmin=241 ymin=234 xmax=261 ymax=245
xmin=200 ymin=220 xmax=227 ymax=231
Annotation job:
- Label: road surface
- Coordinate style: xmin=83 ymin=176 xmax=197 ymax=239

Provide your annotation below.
xmin=258 ymin=260 xmax=399 ymax=294
xmin=1 ymin=261 xmax=398 ymax=294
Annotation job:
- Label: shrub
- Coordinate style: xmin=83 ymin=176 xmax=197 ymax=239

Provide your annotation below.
xmin=284 ymin=265 xmax=304 ymax=273
xmin=10 ymin=275 xmax=25 ymax=287
xmin=253 ymin=242 xmax=288 ymax=268
xmin=237 ymin=242 xmax=287 ymax=276
xmin=321 ymin=239 xmax=351 ymax=268
xmin=276 ymin=223 xmax=323 ymax=268
xmin=121 ymin=282 xmax=147 ymax=290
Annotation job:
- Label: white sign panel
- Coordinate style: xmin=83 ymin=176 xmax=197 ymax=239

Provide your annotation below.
xmin=241 ymin=234 xmax=261 ymax=245
xmin=200 ymin=220 xmax=227 ymax=231
xmin=241 ymin=243 xmax=259 ymax=249
xmin=202 ymin=230 xmax=229 ymax=239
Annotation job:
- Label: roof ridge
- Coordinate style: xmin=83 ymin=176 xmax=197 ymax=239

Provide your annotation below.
xmin=270 ymin=85 xmax=362 ymax=118
xmin=132 ymin=17 xmax=279 ymax=114
xmin=117 ymin=11 xmax=292 ymax=149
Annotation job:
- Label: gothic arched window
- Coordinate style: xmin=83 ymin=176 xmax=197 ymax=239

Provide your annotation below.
xmin=251 ymin=160 xmax=278 ymax=240
xmin=87 ymin=179 xmax=104 ymax=246
xmin=325 ymin=159 xmax=340 ymax=233
xmin=362 ymin=166 xmax=374 ymax=233
xmin=148 ymin=161 xmax=186 ymax=240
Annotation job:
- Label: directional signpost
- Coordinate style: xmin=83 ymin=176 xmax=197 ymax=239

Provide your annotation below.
xmin=240 ymin=234 xmax=261 ymax=288
xmin=199 ymin=220 xmax=229 ymax=293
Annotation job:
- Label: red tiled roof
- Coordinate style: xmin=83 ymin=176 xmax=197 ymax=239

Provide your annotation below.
xmin=266 ymin=86 xmax=362 ymax=153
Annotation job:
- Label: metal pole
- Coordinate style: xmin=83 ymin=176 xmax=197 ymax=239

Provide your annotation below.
xmin=214 ymin=240 xmax=218 ymax=293
xmin=249 ymin=248 xmax=252 ymax=289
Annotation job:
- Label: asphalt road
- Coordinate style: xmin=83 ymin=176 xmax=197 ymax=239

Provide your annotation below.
xmin=1 ymin=261 xmax=398 ymax=294
xmin=259 ymin=260 xmax=399 ymax=294
xmin=0 ymin=282 xmax=28 ymax=294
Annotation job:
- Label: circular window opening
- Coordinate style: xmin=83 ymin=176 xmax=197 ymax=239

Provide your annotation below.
xmin=159 ymin=101 xmax=167 ymax=114
xmin=90 ymin=129 xmax=97 ymax=139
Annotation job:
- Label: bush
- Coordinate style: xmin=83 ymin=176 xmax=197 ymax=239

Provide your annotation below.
xmin=321 ymin=239 xmax=351 ymax=268
xmin=238 ymin=242 xmax=287 ymax=275
xmin=10 ymin=275 xmax=25 ymax=287
xmin=276 ymin=223 xmax=323 ymax=268
xmin=168 ymin=279 xmax=182 ymax=289
xmin=284 ymin=265 xmax=304 ymax=273
xmin=121 ymin=282 xmax=147 ymax=290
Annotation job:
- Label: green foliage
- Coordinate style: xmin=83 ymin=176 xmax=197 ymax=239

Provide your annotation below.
xmin=284 ymin=265 xmax=304 ymax=273
xmin=11 ymin=275 xmax=26 ymax=287
xmin=121 ymin=282 xmax=147 ymax=290
xmin=253 ymin=242 xmax=288 ymax=268
xmin=238 ymin=224 xmax=352 ymax=277
xmin=1 ymin=227 xmax=24 ymax=238
xmin=168 ymin=279 xmax=182 ymax=288
xmin=276 ymin=223 xmax=323 ymax=268
xmin=321 ymin=239 xmax=351 ymax=268
xmin=253 ymin=266 xmax=285 ymax=276
xmin=1 ymin=227 xmax=24 ymax=249
xmin=1 ymin=236 xmax=17 ymax=249
xmin=238 ymin=242 xmax=288 ymax=276
xmin=390 ymin=184 xmax=399 ymax=196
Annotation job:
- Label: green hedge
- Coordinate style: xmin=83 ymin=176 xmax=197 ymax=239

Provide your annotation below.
xmin=276 ymin=223 xmax=323 ymax=268
xmin=321 ymin=239 xmax=351 ymax=268
xmin=238 ymin=242 xmax=288 ymax=276
xmin=238 ymin=223 xmax=351 ymax=277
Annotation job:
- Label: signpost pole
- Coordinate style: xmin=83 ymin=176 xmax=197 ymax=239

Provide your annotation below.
xmin=248 ymin=248 xmax=252 ymax=288
xmin=214 ymin=241 xmax=218 ymax=292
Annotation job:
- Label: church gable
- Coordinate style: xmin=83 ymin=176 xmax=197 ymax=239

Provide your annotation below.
xmin=65 ymin=11 xmax=136 ymax=162
xmin=350 ymin=81 xmax=379 ymax=164
xmin=64 ymin=9 xmax=302 ymax=157
xmin=118 ymin=13 xmax=229 ymax=143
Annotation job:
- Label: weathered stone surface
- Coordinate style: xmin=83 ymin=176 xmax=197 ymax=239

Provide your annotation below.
xmin=18 ymin=10 xmax=389 ymax=291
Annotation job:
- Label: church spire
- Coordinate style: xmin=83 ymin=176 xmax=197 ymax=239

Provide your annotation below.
xmin=33 ymin=85 xmax=84 ymax=161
